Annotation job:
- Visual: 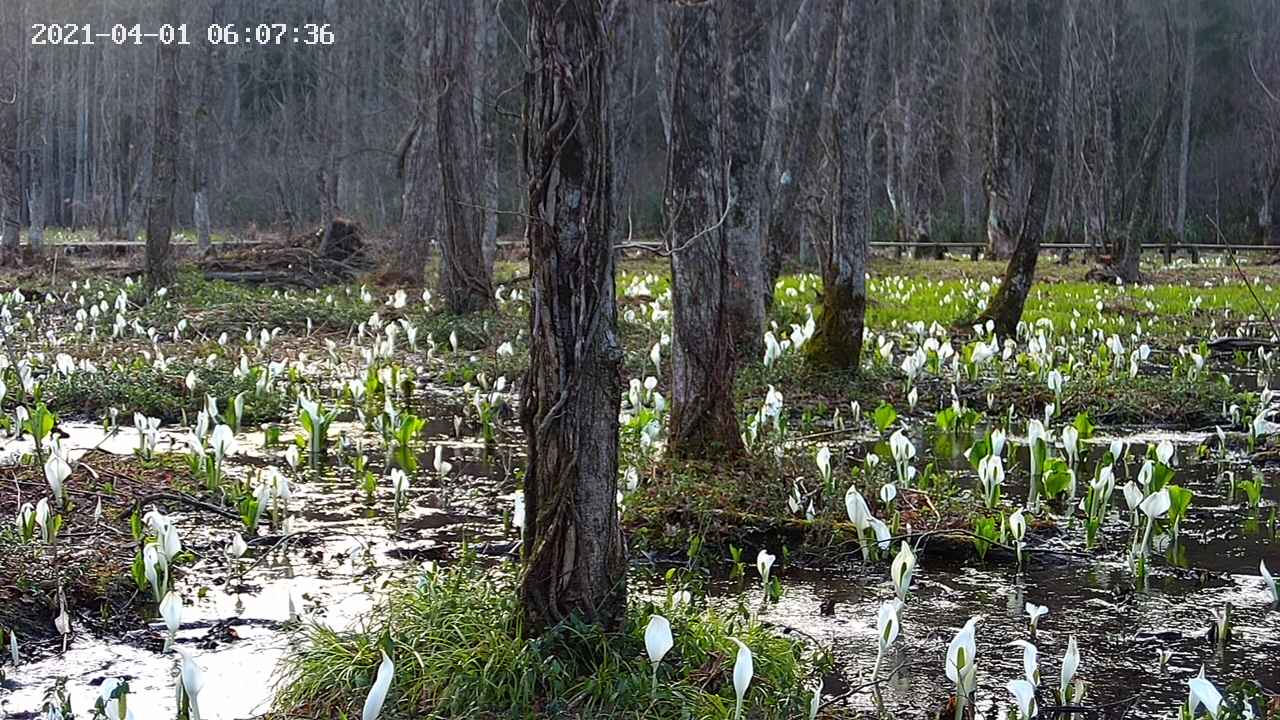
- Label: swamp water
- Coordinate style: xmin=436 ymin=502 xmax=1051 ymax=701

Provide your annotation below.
xmin=2 ymin=420 xmax=1276 ymax=719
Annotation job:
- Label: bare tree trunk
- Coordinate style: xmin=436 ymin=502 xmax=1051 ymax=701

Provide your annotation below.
xmin=127 ymin=142 xmax=152 ymax=245
xmin=806 ymin=0 xmax=867 ymax=372
xmin=984 ymin=0 xmax=1017 ymax=261
xmin=765 ymin=9 xmax=837 ymax=306
xmin=1175 ymin=0 xmax=1196 ymax=249
xmin=520 ymin=0 xmax=627 ymax=635
xmin=721 ymin=0 xmax=769 ymax=360
xmin=653 ymin=4 xmax=673 ymax=147
xmin=0 ymin=2 xmax=18 ymax=262
xmin=145 ymin=0 xmax=180 ymax=291
xmin=394 ymin=2 xmax=440 ymax=282
xmin=437 ymin=1 xmax=494 ymax=314
xmin=476 ymin=0 xmax=499 ymax=267
xmin=1116 ymin=82 xmax=1177 ymax=282
xmin=979 ymin=0 xmax=1067 ymax=338
xmin=666 ymin=2 xmax=743 ymax=458
xmin=26 ymin=185 xmax=43 ymax=251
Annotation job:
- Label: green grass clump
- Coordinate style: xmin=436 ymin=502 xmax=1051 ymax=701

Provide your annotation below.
xmin=40 ymin=362 xmax=287 ymax=424
xmin=273 ymin=561 xmax=825 ymax=720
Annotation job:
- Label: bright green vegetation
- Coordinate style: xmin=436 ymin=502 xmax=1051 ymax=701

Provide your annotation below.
xmin=274 ymin=560 xmax=827 ymax=720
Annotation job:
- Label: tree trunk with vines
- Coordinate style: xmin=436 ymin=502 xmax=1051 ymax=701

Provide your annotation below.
xmin=519 ymin=0 xmax=627 ymax=635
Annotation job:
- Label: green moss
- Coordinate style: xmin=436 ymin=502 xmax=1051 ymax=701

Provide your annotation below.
xmin=273 ymin=560 xmax=828 ymax=720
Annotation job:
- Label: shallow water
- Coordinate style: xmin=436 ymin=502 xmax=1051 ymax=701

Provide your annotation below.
xmin=3 ymin=418 xmax=1277 ymax=719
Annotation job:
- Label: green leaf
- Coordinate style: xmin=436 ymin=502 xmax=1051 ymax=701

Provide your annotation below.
xmin=873 ymin=403 xmax=898 ymax=433
xmin=1073 ymin=412 xmax=1095 ymax=439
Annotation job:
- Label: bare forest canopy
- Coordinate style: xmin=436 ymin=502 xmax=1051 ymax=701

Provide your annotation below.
xmin=0 ymin=0 xmax=1279 ymax=254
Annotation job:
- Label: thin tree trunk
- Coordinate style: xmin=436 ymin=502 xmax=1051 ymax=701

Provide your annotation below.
xmin=145 ymin=0 xmax=180 ymax=291
xmin=984 ymin=0 xmax=1016 ymax=261
xmin=979 ymin=0 xmax=1067 ymax=338
xmin=520 ymin=0 xmax=627 ymax=634
xmin=394 ymin=2 xmax=439 ymax=282
xmin=476 ymin=0 xmax=499 ymax=267
xmin=437 ymin=1 xmax=494 ymax=314
xmin=806 ymin=0 xmax=867 ymax=372
xmin=721 ymin=0 xmax=769 ymax=361
xmin=1175 ymin=0 xmax=1195 ymax=248
xmin=765 ymin=10 xmax=838 ymax=306
xmin=26 ymin=185 xmax=43 ymax=251
xmin=0 ymin=1 xmax=18 ymax=262
xmin=666 ymin=2 xmax=743 ymax=458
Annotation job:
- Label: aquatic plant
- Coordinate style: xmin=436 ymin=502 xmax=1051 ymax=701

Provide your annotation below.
xmin=1186 ymin=670 xmax=1223 ymax=719
xmin=1006 ymin=678 xmax=1037 ymax=720
xmin=1009 ymin=508 xmax=1027 ymax=570
xmin=729 ymin=637 xmax=754 ymax=720
xmin=1025 ymin=603 xmax=1048 ymax=637
xmin=298 ymin=397 xmax=337 ymax=472
xmin=890 ymin=542 xmax=915 ymax=602
xmin=945 ymin=617 xmax=978 ymax=720
xmin=361 ymin=650 xmax=395 ymax=720
xmin=160 ymin=591 xmax=182 ymax=652
xmin=175 ymin=646 xmax=205 ymax=720
xmin=755 ymin=549 xmax=776 ymax=592
xmin=978 ymin=454 xmax=1004 ymax=509
xmin=1058 ymin=635 xmax=1082 ymax=704
xmin=644 ymin=614 xmax=673 ymax=693
xmin=43 ymin=449 xmax=71 ymax=508
xmin=872 ymin=601 xmax=900 ymax=684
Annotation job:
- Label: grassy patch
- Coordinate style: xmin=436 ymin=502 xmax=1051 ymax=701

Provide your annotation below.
xmin=39 ymin=362 xmax=287 ymax=424
xmin=273 ymin=560 xmax=828 ymax=720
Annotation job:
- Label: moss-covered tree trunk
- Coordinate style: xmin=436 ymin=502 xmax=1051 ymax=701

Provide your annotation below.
xmin=145 ymin=0 xmax=180 ymax=291
xmin=978 ymin=0 xmax=1067 ymax=339
xmin=666 ymin=3 xmax=744 ymax=458
xmin=437 ymin=1 xmax=494 ymax=314
xmin=721 ymin=0 xmax=769 ymax=362
xmin=519 ymin=0 xmax=627 ymax=635
xmin=806 ymin=0 xmax=867 ymax=372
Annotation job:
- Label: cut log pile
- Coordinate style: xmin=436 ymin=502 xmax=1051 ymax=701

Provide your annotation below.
xmin=200 ymin=217 xmax=370 ymax=287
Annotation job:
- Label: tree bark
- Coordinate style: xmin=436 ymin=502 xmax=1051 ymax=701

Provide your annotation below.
xmin=0 ymin=0 xmax=18 ymax=260
xmin=765 ymin=8 xmax=838 ymax=306
xmin=1175 ymin=0 xmax=1196 ymax=246
xmin=520 ymin=0 xmax=627 ymax=635
xmin=978 ymin=0 xmax=1067 ymax=338
xmin=394 ymin=2 xmax=440 ymax=283
xmin=720 ymin=0 xmax=769 ymax=361
xmin=805 ymin=0 xmax=868 ymax=372
xmin=145 ymin=0 xmax=180 ymax=291
xmin=983 ymin=0 xmax=1017 ymax=261
xmin=437 ymin=1 xmax=495 ymax=314
xmin=666 ymin=2 xmax=743 ymax=458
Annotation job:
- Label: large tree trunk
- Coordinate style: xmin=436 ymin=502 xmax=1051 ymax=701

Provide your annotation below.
xmin=394 ymin=2 xmax=440 ymax=282
xmin=437 ymin=1 xmax=494 ymax=314
xmin=979 ymin=0 xmax=1067 ymax=338
xmin=765 ymin=8 xmax=838 ymax=306
xmin=520 ymin=0 xmax=627 ymax=635
xmin=805 ymin=0 xmax=867 ymax=372
xmin=666 ymin=3 xmax=743 ymax=458
xmin=720 ymin=0 xmax=769 ymax=361
xmin=145 ymin=0 xmax=181 ymax=291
